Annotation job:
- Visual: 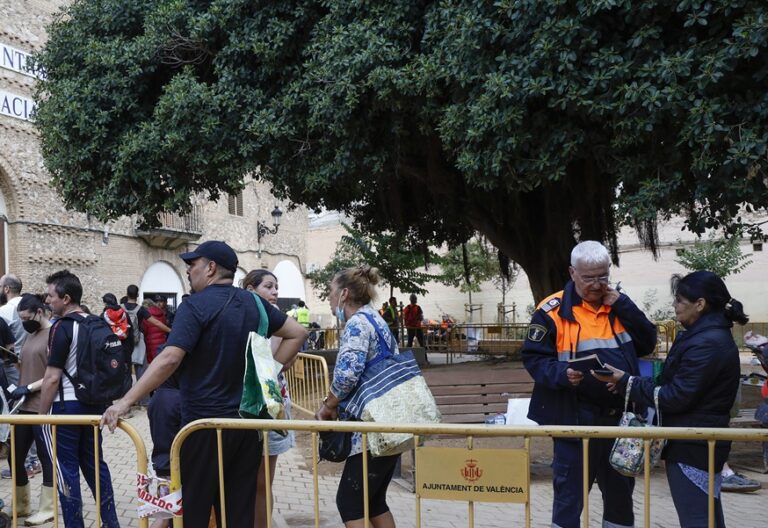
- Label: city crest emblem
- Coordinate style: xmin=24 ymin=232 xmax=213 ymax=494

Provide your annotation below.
xmin=461 ymin=459 xmax=483 ymax=482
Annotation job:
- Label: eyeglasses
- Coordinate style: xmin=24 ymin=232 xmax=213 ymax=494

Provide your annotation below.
xmin=574 ymin=272 xmax=610 ymax=285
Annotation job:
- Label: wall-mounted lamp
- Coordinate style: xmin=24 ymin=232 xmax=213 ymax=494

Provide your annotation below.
xmin=257 ymin=206 xmax=283 ymax=257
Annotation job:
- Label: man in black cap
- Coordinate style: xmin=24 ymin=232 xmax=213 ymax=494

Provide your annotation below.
xmin=102 ymin=240 xmax=307 ymax=528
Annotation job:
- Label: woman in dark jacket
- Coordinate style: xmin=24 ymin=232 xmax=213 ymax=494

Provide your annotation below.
xmin=595 ymin=270 xmax=748 ymax=528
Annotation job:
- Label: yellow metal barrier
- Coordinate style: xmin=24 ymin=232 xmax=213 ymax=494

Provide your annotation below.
xmin=654 ymin=320 xmax=677 ymax=354
xmin=0 ymin=414 xmax=148 ymax=528
xmin=169 ymin=419 xmax=768 ymax=528
xmin=283 ymin=352 xmax=330 ymax=416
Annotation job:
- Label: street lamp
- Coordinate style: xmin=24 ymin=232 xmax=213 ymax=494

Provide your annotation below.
xmin=257 ymin=206 xmax=283 ymax=257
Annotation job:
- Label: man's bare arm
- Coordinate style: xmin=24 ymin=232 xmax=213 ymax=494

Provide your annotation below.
xmin=272 ymin=317 xmax=308 ymax=370
xmin=38 ymin=366 xmax=63 ymax=415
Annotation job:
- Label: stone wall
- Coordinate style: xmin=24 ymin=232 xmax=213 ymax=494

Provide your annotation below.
xmin=0 ymin=1 xmax=307 ymax=308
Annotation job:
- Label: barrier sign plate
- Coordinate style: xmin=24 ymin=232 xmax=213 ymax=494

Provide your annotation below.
xmin=416 ymin=447 xmax=529 ymax=503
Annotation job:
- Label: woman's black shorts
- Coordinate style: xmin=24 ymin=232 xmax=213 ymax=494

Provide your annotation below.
xmin=336 ymin=452 xmax=400 ymax=523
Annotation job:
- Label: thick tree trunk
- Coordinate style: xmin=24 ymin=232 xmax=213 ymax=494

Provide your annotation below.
xmin=393 ymin=134 xmax=618 ymax=306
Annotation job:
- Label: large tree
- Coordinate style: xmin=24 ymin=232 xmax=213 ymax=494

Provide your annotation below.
xmin=33 ymin=1 xmax=768 ymax=301
xmin=306 ymin=224 xmax=442 ymax=300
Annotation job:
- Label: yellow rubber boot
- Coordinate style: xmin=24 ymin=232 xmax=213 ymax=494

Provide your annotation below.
xmin=14 ymin=483 xmax=31 ymax=517
xmin=24 ymin=485 xmax=54 ymax=525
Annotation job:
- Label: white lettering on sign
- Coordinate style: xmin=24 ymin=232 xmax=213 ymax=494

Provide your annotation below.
xmin=0 ymin=42 xmax=45 ymax=79
xmin=0 ymin=90 xmax=36 ymax=122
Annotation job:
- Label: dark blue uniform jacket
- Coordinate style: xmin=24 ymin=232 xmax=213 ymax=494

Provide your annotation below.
xmin=629 ymin=311 xmax=740 ymax=471
xmin=522 ymin=281 xmax=657 ymax=426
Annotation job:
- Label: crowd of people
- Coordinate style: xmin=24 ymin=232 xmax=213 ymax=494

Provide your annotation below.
xmin=0 ymin=237 xmax=762 ymax=528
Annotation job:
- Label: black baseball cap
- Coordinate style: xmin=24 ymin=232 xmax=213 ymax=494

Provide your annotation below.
xmin=179 ymin=240 xmax=239 ymax=273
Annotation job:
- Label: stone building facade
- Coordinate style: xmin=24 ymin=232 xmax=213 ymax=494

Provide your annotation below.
xmin=0 ymin=0 xmax=308 ymax=309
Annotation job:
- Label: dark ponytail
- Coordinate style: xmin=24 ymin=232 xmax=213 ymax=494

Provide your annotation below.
xmin=17 ymin=293 xmax=45 ymax=314
xmin=724 ymin=298 xmax=749 ymax=326
xmin=675 ymin=270 xmax=749 ymax=325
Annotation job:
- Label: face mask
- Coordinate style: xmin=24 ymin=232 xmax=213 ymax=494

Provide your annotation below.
xmin=0 ymin=293 xmax=7 ymax=306
xmin=335 ymin=303 xmax=346 ymax=324
xmin=23 ymin=319 xmax=41 ymax=334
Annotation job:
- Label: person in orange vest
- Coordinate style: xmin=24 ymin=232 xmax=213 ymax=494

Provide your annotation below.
xmin=522 ymin=241 xmax=657 ymax=528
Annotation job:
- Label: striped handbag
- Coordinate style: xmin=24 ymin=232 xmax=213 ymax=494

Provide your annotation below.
xmin=339 ymin=312 xmax=441 ymax=457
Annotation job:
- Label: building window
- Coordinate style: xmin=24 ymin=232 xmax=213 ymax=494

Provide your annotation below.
xmin=228 ymin=191 xmax=244 ymax=217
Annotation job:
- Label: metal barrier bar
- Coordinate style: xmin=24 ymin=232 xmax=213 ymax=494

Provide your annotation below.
xmin=264 ymin=433 xmax=272 ymax=528
xmin=643 ymin=439 xmax=651 ymax=528
xmin=94 ymin=424 xmax=102 ymax=528
xmin=708 ymin=439 xmax=715 ymax=528
xmin=170 ymin=419 xmax=768 ymax=527
xmin=362 ymin=433 xmax=370 ymax=527
xmin=9 ymin=423 xmax=17 ymax=527
xmin=217 ymin=428 xmax=227 ymax=528
xmin=311 ymin=431 xmax=320 ymax=528
xmin=582 ymin=438 xmax=589 ymax=528
xmin=0 ymin=415 xmax=148 ymax=528
xmin=284 ymin=353 xmax=330 ymax=416
xmin=52 ymin=423 xmax=59 ymax=528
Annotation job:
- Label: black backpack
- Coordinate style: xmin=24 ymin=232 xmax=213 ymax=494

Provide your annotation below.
xmin=58 ymin=313 xmax=131 ymax=406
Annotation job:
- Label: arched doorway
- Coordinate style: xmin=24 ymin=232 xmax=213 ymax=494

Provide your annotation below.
xmin=139 ymin=261 xmax=185 ymax=309
xmin=273 ymin=260 xmax=305 ymax=312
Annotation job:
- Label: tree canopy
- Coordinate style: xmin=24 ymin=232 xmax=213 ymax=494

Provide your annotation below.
xmin=33 ymin=0 xmax=768 ymax=301
xmin=306 ymin=224 xmax=442 ymax=300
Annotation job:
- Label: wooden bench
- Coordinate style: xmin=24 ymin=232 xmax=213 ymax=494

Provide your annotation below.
xmin=476 ymin=339 xmax=524 ymax=358
xmin=422 ymin=366 xmax=534 ymax=424
xmin=730 ymin=408 xmax=760 ymax=428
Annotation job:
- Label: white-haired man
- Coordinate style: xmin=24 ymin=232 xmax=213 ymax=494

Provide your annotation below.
xmin=522 ymin=240 xmax=657 ymax=528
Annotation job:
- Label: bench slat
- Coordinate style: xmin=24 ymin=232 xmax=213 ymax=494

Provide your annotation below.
xmin=430 ymin=383 xmax=533 ymax=397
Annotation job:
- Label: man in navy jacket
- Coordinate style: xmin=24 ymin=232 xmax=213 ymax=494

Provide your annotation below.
xmin=522 ymin=241 xmax=656 ymax=528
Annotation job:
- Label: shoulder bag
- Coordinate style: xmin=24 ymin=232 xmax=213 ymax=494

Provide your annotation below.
xmin=239 ymin=293 xmax=285 ymax=424
xmin=609 ymin=377 xmax=667 ymax=477
xmin=339 ymin=312 xmax=441 ymax=457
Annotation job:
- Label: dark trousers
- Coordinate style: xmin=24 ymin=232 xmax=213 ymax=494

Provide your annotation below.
xmin=8 ymin=410 xmax=53 ymax=486
xmin=45 ymin=400 xmax=120 ymax=528
xmin=666 ymin=462 xmax=726 ymax=528
xmin=551 ymin=437 xmax=635 ymax=528
xmin=180 ymin=428 xmax=262 ymax=528
xmin=406 ymin=328 xmax=425 ymax=347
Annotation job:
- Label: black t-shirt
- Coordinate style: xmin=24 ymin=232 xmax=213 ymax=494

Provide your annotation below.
xmin=122 ymin=302 xmax=152 ymax=353
xmin=47 ymin=315 xmax=85 ymax=401
xmin=165 ymin=285 xmax=287 ymax=424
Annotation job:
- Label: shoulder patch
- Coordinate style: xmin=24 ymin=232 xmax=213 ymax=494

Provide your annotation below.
xmin=526 ymin=324 xmax=548 ymax=342
xmin=541 ymin=298 xmax=561 ymax=313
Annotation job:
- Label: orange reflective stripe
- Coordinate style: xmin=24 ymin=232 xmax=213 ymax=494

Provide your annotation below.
xmin=539 ymin=290 xmax=630 ymax=361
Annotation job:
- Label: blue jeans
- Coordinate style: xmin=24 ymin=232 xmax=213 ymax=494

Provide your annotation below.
xmin=43 ymin=400 xmax=120 ymax=528
xmin=666 ymin=462 xmax=726 ymax=528
xmin=551 ymin=437 xmax=635 ymax=528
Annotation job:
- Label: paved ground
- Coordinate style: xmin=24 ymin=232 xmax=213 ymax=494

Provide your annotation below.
xmin=0 ymin=408 xmax=766 ymax=527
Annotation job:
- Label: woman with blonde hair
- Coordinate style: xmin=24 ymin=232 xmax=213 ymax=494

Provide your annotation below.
xmin=316 ymin=265 xmax=400 ymax=528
